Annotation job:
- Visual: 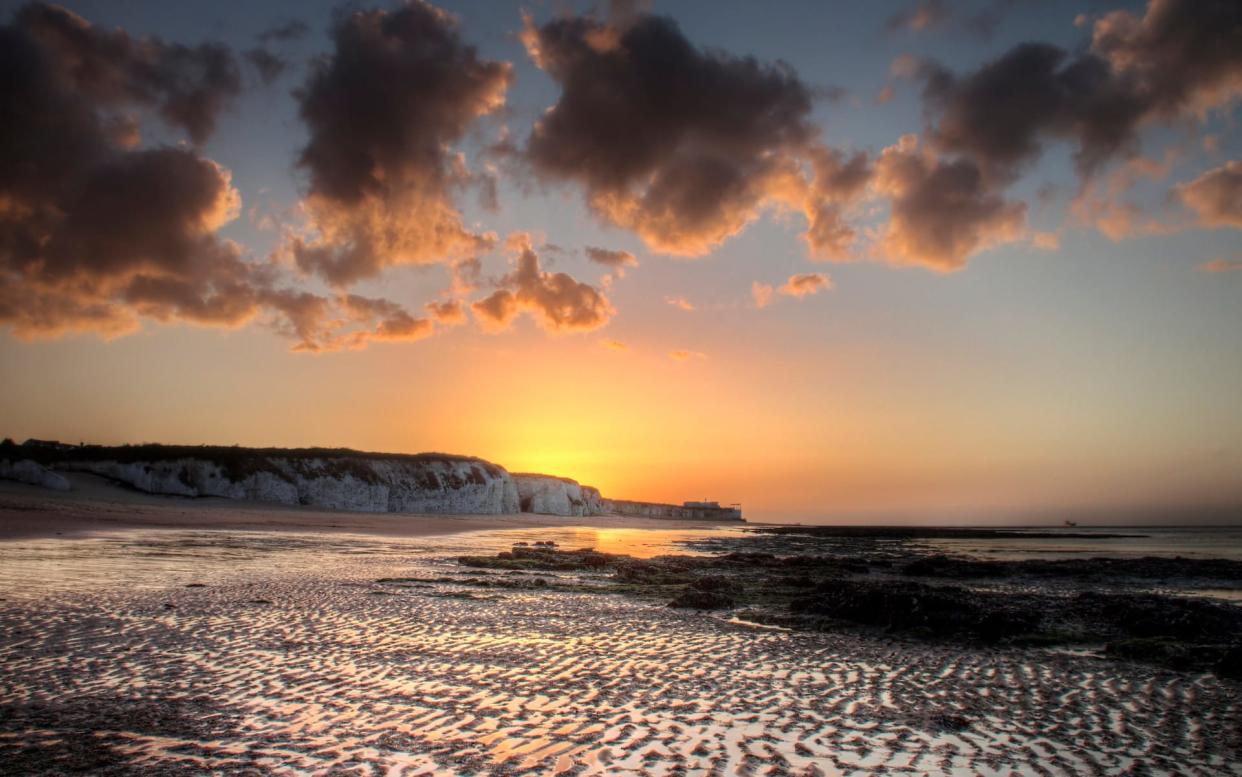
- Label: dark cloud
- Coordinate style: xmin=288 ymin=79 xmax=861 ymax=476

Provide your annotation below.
xmin=262 ymin=290 xmax=436 ymax=352
xmin=425 ymin=299 xmax=466 ymax=325
xmin=0 ymin=3 xmax=253 ymax=339
xmin=244 ymin=47 xmax=287 ymax=84
xmin=340 ymin=294 xmax=433 ymax=342
xmin=873 ymin=136 xmax=1027 ymax=271
xmin=14 ymin=2 xmax=241 ymax=144
xmin=922 ymin=0 xmax=1242 ymax=180
xmin=520 ymin=9 xmax=860 ymax=258
xmin=886 ymin=0 xmax=950 ymax=33
xmin=964 ymin=0 xmax=1041 ymax=40
xmin=257 ymin=19 xmax=309 ymax=45
xmin=289 ymin=0 xmax=511 ymax=286
xmin=800 ymin=147 xmax=873 ymax=259
xmin=888 ymin=0 xmax=1042 ymax=41
xmin=922 ymin=43 xmax=1146 ymax=181
xmin=471 ymin=234 xmax=613 ymax=333
xmin=1177 ymin=160 xmax=1242 ymax=229
xmin=0 ymin=4 xmax=439 ymax=354
xmin=584 ymin=247 xmax=637 ymax=269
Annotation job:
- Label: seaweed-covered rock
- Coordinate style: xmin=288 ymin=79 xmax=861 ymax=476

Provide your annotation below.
xmin=668 ymin=589 xmax=735 ymax=610
xmin=689 ymin=576 xmax=742 ymax=594
xmin=1214 ymin=644 xmax=1242 ymax=680
xmin=790 ymin=579 xmax=1041 ymax=642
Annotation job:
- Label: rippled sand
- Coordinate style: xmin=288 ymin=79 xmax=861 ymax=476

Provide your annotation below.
xmin=1 ymin=530 xmax=1240 ymax=776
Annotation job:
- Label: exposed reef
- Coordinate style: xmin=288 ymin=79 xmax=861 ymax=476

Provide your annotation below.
xmin=451 ymin=541 xmax=1242 ymax=677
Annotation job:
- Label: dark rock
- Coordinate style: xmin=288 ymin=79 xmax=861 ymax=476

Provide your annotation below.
xmin=668 ymin=589 xmax=736 ymax=610
xmin=1214 ymin=644 xmax=1242 ymax=680
xmin=1106 ymin=638 xmax=1196 ymax=669
xmin=790 ymin=579 xmax=1040 ymax=642
xmin=689 ymin=576 xmax=742 ymax=594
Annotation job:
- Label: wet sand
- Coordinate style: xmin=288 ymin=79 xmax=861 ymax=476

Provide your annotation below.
xmin=1 ymin=484 xmax=1239 ymax=775
xmin=1 ymin=529 xmax=1239 ymax=775
xmin=0 ymin=474 xmax=723 ymax=540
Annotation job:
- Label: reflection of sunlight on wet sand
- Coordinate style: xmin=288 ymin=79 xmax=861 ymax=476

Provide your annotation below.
xmin=557 ymin=526 xmax=699 ymax=556
xmin=473 ymin=525 xmax=746 ymax=558
xmin=0 ymin=525 xmax=743 ymax=601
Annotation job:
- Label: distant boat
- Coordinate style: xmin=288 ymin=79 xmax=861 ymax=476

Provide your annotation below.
xmin=1064 ymin=520 xmax=1078 ymax=527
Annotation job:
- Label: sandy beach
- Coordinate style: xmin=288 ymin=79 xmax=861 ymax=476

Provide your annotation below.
xmin=0 ymin=474 xmax=725 ymax=541
xmin=0 ymin=483 xmax=1239 ymax=775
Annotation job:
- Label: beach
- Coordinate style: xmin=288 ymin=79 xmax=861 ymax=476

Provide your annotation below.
xmin=1 ymin=482 xmax=1240 ymax=775
xmin=0 ymin=474 xmax=720 ymax=541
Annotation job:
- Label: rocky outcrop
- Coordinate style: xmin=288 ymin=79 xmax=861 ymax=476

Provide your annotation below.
xmin=0 ymin=459 xmax=71 ymax=491
xmin=512 ymin=474 xmax=605 ymax=516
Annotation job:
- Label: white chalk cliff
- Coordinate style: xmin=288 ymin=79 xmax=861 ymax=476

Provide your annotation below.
xmin=0 ymin=459 xmax=71 ymax=491
xmin=513 ymin=474 xmax=605 ymax=517
xmin=0 ymin=442 xmax=743 ymax=521
xmin=53 ymin=454 xmax=518 ymax=514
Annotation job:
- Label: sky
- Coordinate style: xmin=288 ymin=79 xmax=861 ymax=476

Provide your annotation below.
xmin=0 ymin=0 xmax=1240 ymax=524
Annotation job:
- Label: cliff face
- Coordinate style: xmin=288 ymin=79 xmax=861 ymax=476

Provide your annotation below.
xmin=0 ymin=459 xmax=71 ymax=491
xmin=0 ymin=441 xmax=742 ymax=521
xmin=512 ymin=474 xmax=605 ymax=517
xmin=49 ymin=453 xmax=519 ymax=514
xmin=604 ymin=498 xmax=744 ymax=521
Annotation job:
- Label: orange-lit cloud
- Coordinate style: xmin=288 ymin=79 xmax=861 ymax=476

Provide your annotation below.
xmin=668 ymin=349 xmax=706 ymax=361
xmin=1177 ymin=161 xmax=1242 ymax=229
xmin=1072 ymin=153 xmax=1180 ymax=240
xmin=471 ymin=234 xmax=614 ymax=334
xmin=794 ymin=147 xmax=873 ymax=260
xmin=780 ymin=273 xmax=833 ymax=298
xmin=886 ymin=0 xmax=949 ymax=33
xmin=601 ymin=339 xmax=629 ymax=351
xmin=261 ymin=291 xmax=435 ymax=353
xmin=1197 ymin=258 xmax=1242 ymax=273
xmin=873 ymin=136 xmax=1026 ymax=271
xmin=753 ymin=274 xmax=832 ymax=307
xmin=287 ymin=1 xmax=511 ymax=287
xmin=665 ymin=295 xmax=695 ymax=312
xmin=752 ymin=282 xmax=775 ymax=309
xmin=425 ymin=299 xmax=466 ymax=326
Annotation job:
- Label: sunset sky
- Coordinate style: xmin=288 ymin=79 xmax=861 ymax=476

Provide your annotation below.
xmin=1 ymin=0 xmax=1240 ymax=523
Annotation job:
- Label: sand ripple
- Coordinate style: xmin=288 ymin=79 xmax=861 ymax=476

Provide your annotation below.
xmin=1 ymin=538 xmax=1239 ymax=776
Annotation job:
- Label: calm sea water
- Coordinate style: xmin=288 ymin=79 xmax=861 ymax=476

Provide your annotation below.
xmin=0 ymin=523 xmax=1238 ymax=601
xmin=917 ymin=526 xmax=1242 ymax=562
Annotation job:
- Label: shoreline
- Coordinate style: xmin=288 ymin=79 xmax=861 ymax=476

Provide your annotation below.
xmin=0 ymin=474 xmax=737 ymax=541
